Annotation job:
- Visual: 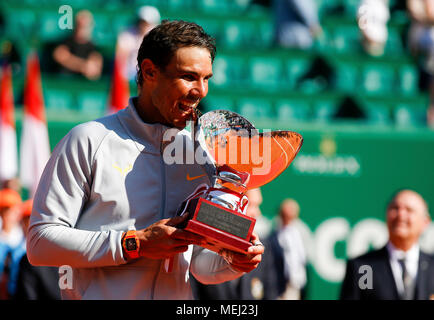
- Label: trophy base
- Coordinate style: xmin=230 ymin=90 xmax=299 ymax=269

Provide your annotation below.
xmin=185 ymin=220 xmax=252 ymax=254
xmin=181 ymin=197 xmax=256 ymax=254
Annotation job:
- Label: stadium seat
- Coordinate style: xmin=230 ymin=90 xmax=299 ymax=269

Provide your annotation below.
xmin=344 ymin=0 xmax=360 ymax=17
xmin=39 ymin=11 xmax=65 ymax=41
xmin=237 ymin=98 xmax=274 ymax=120
xmin=363 ymin=101 xmax=392 ymax=125
xmin=331 ymin=25 xmax=361 ymax=54
xmin=77 ymin=91 xmax=107 ymax=115
xmin=285 ymin=57 xmax=311 ymax=88
xmin=257 ymin=21 xmax=274 ymax=48
xmin=385 ymin=28 xmax=404 ymax=56
xmin=167 ymin=0 xmax=195 ymax=11
xmin=394 ymin=103 xmax=426 ymax=127
xmin=203 ymin=95 xmax=236 ymax=113
xmin=249 ymin=57 xmax=283 ymax=90
xmin=313 ymin=99 xmax=338 ymax=122
xmin=199 ymin=0 xmax=231 ymax=13
xmin=398 ymin=64 xmax=419 ymax=96
xmin=222 ymin=20 xmax=256 ymax=48
xmin=275 ymin=99 xmax=310 ymax=121
xmin=92 ymin=13 xmax=115 ymax=47
xmin=45 ymin=90 xmax=73 ymax=111
xmin=332 ymin=60 xmax=359 ymax=92
xmin=210 ymin=55 xmax=247 ymax=88
xmin=4 ymin=9 xmax=36 ymax=40
xmin=194 ymin=19 xmax=220 ymax=43
xmin=361 ymin=63 xmax=394 ymax=94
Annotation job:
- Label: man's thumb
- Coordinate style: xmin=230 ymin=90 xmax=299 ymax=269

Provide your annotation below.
xmin=166 ymin=214 xmax=189 ymax=227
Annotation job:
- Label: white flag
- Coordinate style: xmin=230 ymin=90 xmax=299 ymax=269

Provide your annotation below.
xmin=20 ymin=53 xmax=50 ymax=197
xmin=0 ymin=65 xmax=18 ymax=182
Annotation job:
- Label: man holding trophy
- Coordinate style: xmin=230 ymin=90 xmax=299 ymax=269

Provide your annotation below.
xmin=26 ymin=20 xmax=302 ymax=300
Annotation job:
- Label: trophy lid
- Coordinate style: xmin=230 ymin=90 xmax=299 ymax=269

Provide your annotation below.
xmin=197 ymin=110 xmax=303 ymax=189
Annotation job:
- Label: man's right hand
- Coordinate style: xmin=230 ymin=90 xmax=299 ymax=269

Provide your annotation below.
xmin=135 ymin=215 xmax=206 ymax=259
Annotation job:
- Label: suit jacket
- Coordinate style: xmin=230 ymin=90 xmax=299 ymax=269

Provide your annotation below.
xmin=13 ymin=255 xmax=61 ymax=300
xmin=268 ymin=230 xmax=308 ymax=299
xmin=340 ymin=245 xmax=434 ymax=300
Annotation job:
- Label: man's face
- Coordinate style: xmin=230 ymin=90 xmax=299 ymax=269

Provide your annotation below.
xmin=246 ymin=189 xmax=263 ymax=219
xmin=386 ymin=191 xmax=430 ymax=245
xmin=280 ymin=201 xmax=299 ymax=226
xmin=0 ymin=205 xmax=21 ymax=227
xmin=147 ymin=46 xmax=213 ymax=129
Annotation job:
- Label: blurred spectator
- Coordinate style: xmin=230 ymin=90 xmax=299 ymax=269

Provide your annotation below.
xmin=0 ymin=188 xmax=25 ymax=299
xmin=1 ymin=178 xmax=20 ymax=193
xmin=340 ymin=189 xmax=434 ymax=300
xmin=191 ymin=188 xmax=278 ymax=300
xmin=0 ymin=39 xmax=21 ymax=72
xmin=13 ymin=199 xmax=61 ymax=300
xmin=296 ymin=54 xmax=335 ymax=92
xmin=0 ymin=189 xmax=24 ymax=250
xmin=334 ymin=95 xmax=367 ymax=121
xmin=116 ymin=6 xmax=161 ymax=81
xmin=272 ymin=0 xmax=323 ymax=49
xmin=269 ymin=198 xmax=307 ymax=300
xmin=18 ymin=199 xmax=32 ymax=239
xmin=357 ymin=0 xmax=390 ymax=57
xmin=52 ymin=10 xmax=103 ymax=80
xmin=407 ymin=0 xmax=434 ymax=127
xmin=245 ymin=188 xmax=272 ymax=239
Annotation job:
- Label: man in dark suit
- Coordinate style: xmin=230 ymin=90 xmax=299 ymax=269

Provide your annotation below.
xmin=340 ymin=189 xmax=434 ymax=300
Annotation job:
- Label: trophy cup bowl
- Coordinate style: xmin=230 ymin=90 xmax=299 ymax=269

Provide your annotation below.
xmin=176 ymin=110 xmax=303 ymax=255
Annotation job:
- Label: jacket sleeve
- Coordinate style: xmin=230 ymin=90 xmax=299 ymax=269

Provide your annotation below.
xmin=26 ymin=124 xmax=126 ymax=268
xmin=189 ymin=246 xmax=243 ymax=285
xmin=339 ymin=258 xmax=361 ymax=300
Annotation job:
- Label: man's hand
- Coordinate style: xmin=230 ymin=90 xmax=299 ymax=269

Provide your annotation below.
xmin=218 ymin=233 xmax=264 ymax=273
xmin=135 ymin=215 xmax=206 ymax=259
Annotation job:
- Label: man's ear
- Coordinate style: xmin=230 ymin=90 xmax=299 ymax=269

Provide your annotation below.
xmin=140 ymin=59 xmax=158 ymax=82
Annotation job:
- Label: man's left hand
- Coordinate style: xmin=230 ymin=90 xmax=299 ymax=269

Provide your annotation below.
xmin=219 ymin=233 xmax=264 ymax=273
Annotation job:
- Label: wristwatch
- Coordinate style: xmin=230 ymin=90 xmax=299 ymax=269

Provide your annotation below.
xmin=122 ymin=230 xmax=140 ymax=260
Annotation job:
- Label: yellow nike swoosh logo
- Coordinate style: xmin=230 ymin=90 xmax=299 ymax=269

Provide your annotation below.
xmin=186 ymin=173 xmax=206 ymax=181
xmin=113 ymin=164 xmax=133 ymax=177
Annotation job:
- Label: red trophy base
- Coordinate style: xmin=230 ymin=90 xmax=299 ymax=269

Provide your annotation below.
xmin=183 ymin=198 xmax=256 ymax=254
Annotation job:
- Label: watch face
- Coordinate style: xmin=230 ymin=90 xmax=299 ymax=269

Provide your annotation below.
xmin=126 ymin=238 xmax=137 ymax=251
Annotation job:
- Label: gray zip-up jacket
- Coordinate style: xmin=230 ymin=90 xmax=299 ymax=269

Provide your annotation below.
xmin=27 ymin=98 xmax=242 ymax=299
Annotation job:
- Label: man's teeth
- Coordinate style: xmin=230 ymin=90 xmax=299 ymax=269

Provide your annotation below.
xmin=180 ymin=102 xmax=198 ymax=110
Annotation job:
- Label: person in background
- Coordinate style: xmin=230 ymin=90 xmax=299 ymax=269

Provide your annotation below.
xmin=269 ymin=198 xmax=307 ymax=300
xmin=116 ymin=6 xmax=161 ymax=81
xmin=0 ymin=188 xmax=25 ymax=299
xmin=407 ymin=0 xmax=434 ymax=127
xmin=52 ymin=10 xmax=103 ymax=80
xmin=340 ymin=189 xmax=434 ymax=300
xmin=357 ymin=0 xmax=390 ymax=56
xmin=13 ymin=199 xmax=61 ymax=300
xmin=272 ymin=0 xmax=323 ymax=49
xmin=191 ymin=188 xmax=278 ymax=300
xmin=246 ymin=188 xmax=272 ymax=239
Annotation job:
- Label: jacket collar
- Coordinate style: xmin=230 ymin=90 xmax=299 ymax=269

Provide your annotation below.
xmin=116 ymin=97 xmax=177 ymax=154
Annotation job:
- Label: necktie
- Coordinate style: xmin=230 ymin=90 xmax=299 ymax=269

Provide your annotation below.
xmin=397 ymin=258 xmax=413 ymax=300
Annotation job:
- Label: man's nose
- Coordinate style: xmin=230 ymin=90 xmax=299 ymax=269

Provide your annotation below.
xmin=191 ymin=79 xmax=208 ymax=99
xmin=396 ymin=207 xmax=408 ymax=219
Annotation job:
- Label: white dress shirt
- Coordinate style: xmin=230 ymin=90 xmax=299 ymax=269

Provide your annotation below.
xmin=277 ymin=221 xmax=307 ymax=289
xmin=386 ymin=241 xmax=419 ymax=296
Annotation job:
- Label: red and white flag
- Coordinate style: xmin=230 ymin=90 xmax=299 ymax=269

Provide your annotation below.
xmin=20 ymin=53 xmax=50 ymax=197
xmin=0 ymin=65 xmax=18 ymax=182
xmin=107 ymin=52 xmax=130 ymax=114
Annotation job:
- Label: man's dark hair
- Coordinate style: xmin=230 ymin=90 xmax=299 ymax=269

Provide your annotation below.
xmin=136 ymin=19 xmax=216 ymax=87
